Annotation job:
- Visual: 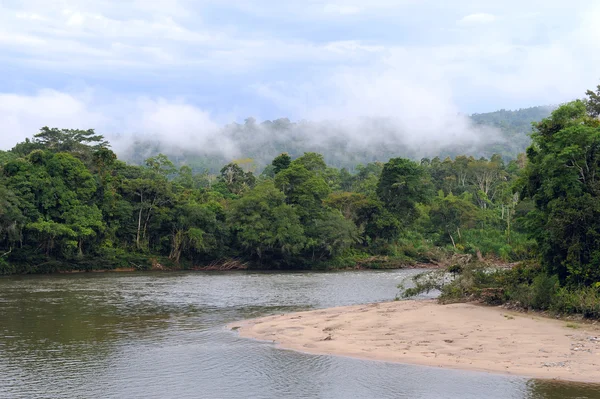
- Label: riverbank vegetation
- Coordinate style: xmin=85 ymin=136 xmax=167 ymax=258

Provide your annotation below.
xmin=0 ymin=125 xmax=532 ymax=274
xmin=1 ymin=85 xmax=599 ymax=321
xmin=403 ymin=85 xmax=600 ymax=318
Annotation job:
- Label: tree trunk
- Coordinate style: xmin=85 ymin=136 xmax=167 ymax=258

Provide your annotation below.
xmin=170 ymin=230 xmax=183 ymax=264
xmin=507 ymin=209 xmax=511 ymax=244
xmin=449 ymin=233 xmax=456 ymax=249
xmin=136 ymin=192 xmax=143 ymax=249
xmin=142 ymin=198 xmax=157 ymax=246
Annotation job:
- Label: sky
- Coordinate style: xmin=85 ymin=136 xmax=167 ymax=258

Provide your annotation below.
xmin=1 ymin=0 xmax=599 ymax=149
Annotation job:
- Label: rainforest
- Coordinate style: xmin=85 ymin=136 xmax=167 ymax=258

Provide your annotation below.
xmin=1 ymin=85 xmax=600 ymax=317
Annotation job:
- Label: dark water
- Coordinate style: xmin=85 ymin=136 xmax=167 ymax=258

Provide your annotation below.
xmin=0 ymin=271 xmax=598 ymax=399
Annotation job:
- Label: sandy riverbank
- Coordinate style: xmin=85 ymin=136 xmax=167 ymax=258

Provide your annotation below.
xmin=230 ymin=300 xmax=600 ymax=383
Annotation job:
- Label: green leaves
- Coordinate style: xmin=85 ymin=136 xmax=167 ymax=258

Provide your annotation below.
xmin=274 ymin=162 xmax=330 ymax=221
xmin=271 ymin=153 xmax=291 ymax=175
xmin=377 ymin=157 xmax=432 ymax=225
xmin=228 ymin=182 xmax=306 ymax=265
xmin=429 ymin=193 xmax=479 ymax=247
xmin=521 ymin=100 xmax=600 ymax=285
xmin=219 ymin=162 xmax=256 ymax=195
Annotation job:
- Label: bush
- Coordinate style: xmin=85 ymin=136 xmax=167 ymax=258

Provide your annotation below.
xmin=0 ymin=258 xmax=16 ymax=275
xmin=531 ymin=274 xmax=559 ymax=309
xmin=553 ymin=286 xmax=600 ymax=319
xmin=461 ymin=229 xmax=535 ymax=261
xmin=403 ymin=261 xmax=600 ymax=319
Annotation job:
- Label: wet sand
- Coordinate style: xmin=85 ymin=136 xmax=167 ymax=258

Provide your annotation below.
xmin=231 ymin=300 xmax=600 ymax=382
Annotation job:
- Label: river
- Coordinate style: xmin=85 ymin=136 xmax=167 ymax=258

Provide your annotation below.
xmin=0 ymin=270 xmax=598 ymax=398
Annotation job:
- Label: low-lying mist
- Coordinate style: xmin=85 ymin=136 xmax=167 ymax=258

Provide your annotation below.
xmin=1 ymin=87 xmax=546 ymax=172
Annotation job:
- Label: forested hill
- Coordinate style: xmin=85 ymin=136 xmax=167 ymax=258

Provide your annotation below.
xmin=470 ymin=106 xmax=554 ymax=156
xmin=120 ymin=106 xmax=553 ymax=173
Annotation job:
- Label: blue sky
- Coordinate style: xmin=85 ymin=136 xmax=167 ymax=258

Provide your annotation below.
xmin=1 ymin=0 xmax=599 ymax=149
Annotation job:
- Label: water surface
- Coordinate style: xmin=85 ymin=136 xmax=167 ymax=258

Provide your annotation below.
xmin=0 ymin=270 xmax=597 ymax=398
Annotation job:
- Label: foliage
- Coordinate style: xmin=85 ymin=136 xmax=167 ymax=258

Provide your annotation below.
xmin=0 ymin=125 xmax=535 ymax=273
xmin=519 ymin=98 xmax=600 ymax=285
xmin=403 ymin=261 xmax=600 ymax=319
xmin=377 ymin=158 xmax=432 ymax=225
xmin=1 ymin=85 xmax=597 ymax=295
xmin=271 ymin=153 xmax=291 ymax=175
xmin=219 ymin=162 xmax=256 ymax=195
xmin=121 ymin=106 xmax=552 ymax=172
xmin=228 ymin=182 xmax=305 ymax=266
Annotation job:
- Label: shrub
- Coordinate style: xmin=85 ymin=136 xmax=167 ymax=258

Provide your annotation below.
xmin=530 ymin=274 xmax=559 ymax=310
xmin=0 ymin=258 xmax=16 ymax=275
xmin=553 ymin=286 xmax=600 ymax=319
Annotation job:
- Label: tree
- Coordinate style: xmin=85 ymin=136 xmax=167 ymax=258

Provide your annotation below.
xmin=468 ymin=157 xmax=504 ymax=209
xmin=168 ymin=202 xmax=210 ymax=263
xmin=219 ymin=163 xmax=256 ymax=195
xmin=145 ymin=154 xmax=176 ymax=177
xmin=26 ymin=219 xmax=77 ymax=257
xmin=63 ymin=205 xmax=104 ymax=257
xmin=12 ymin=127 xmax=109 ymax=163
xmin=229 ymin=182 xmax=306 ymax=265
xmin=585 ymin=84 xmax=600 ymax=117
xmin=429 ymin=192 xmax=479 ymax=248
xmin=352 ymin=162 xmax=383 ymax=196
xmin=2 ymin=150 xmax=104 ymax=258
xmin=271 ymin=153 xmax=291 ymax=175
xmin=125 ymin=177 xmax=172 ymax=250
xmin=520 ymin=99 xmax=600 ymax=285
xmin=377 ymin=158 xmax=432 ymax=225
xmin=293 ymin=152 xmax=327 ymax=174
xmin=306 ymin=210 xmax=360 ymax=261
xmin=0 ymin=185 xmax=24 ymax=254
xmin=324 ymin=192 xmax=370 ymax=221
xmin=274 ymin=162 xmax=330 ymax=221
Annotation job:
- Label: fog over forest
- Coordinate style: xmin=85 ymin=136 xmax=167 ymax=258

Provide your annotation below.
xmin=113 ymin=106 xmax=553 ymax=172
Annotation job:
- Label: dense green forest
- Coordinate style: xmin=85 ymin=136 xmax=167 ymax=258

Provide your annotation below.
xmin=1 ymin=85 xmax=599 ymax=317
xmin=122 ymin=106 xmax=553 ymax=172
xmin=0 ymin=123 xmax=534 ymax=274
xmin=405 ymin=85 xmax=600 ymax=318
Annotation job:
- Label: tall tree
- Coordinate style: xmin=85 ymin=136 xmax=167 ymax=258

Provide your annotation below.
xmin=377 ymin=158 xmax=432 ymax=225
xmin=229 ymin=182 xmax=306 ymax=265
xmin=585 ymin=84 xmax=600 ymax=117
xmin=271 ymin=153 xmax=292 ymax=175
xmin=520 ymin=99 xmax=600 ymax=285
xmin=219 ymin=163 xmax=256 ymax=195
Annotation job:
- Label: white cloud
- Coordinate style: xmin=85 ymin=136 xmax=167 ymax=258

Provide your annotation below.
xmin=65 ymin=11 xmax=85 ymax=27
xmin=0 ymin=90 xmax=106 ymax=149
xmin=458 ymin=13 xmax=496 ymax=25
xmin=0 ymin=89 xmax=240 ymax=157
xmin=252 ymin=55 xmax=494 ymax=156
xmin=0 ymin=0 xmax=599 ymax=153
xmin=323 ymin=4 xmax=361 ymax=15
xmin=15 ymin=12 xmax=46 ymax=21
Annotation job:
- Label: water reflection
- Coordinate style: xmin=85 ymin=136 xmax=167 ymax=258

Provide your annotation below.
xmin=526 ymin=380 xmax=600 ymax=399
xmin=0 ymin=271 xmax=598 ymax=399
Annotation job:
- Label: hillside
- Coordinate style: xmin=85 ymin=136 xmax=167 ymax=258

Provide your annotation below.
xmin=120 ymin=106 xmax=553 ymax=173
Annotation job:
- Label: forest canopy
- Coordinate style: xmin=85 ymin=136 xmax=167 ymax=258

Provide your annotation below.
xmin=0 ymin=124 xmax=531 ymax=274
xmin=120 ymin=106 xmax=553 ymax=173
xmin=1 ymin=86 xmax=599 ymax=320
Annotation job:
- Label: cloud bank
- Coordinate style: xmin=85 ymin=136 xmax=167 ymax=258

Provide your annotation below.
xmin=0 ymin=0 xmax=599 ymax=163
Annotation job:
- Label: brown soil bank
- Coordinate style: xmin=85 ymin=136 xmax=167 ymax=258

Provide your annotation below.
xmin=231 ymin=300 xmax=600 ymax=383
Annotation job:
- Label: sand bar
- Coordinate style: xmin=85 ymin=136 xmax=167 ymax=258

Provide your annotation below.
xmin=231 ymin=300 xmax=600 ymax=383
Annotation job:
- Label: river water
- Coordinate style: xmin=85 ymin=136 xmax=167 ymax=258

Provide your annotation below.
xmin=0 ymin=270 xmax=598 ymax=398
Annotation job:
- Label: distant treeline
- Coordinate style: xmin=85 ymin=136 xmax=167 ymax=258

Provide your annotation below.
xmin=1 ymin=124 xmax=533 ymax=274
xmin=121 ymin=106 xmax=553 ymax=173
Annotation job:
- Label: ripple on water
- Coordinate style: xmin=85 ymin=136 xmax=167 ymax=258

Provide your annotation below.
xmin=0 ymin=270 xmax=599 ymax=399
